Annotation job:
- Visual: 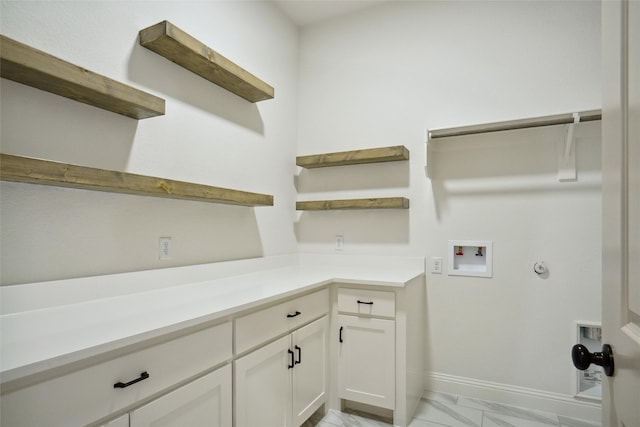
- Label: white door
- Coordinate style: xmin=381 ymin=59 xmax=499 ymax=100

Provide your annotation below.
xmin=234 ymin=335 xmax=293 ymax=427
xmin=292 ymin=316 xmax=328 ymax=426
xmin=601 ymin=1 xmax=640 ymax=426
xmin=130 ymin=364 xmax=232 ymax=427
xmin=337 ymin=314 xmax=395 ymax=410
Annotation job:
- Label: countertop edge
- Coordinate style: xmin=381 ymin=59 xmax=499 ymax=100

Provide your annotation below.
xmin=1 ymin=255 xmax=425 ymax=388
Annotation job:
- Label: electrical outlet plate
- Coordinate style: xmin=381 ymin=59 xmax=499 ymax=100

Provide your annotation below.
xmin=335 ymin=235 xmax=344 ymax=251
xmin=430 ymin=257 xmax=443 ymax=274
xmin=159 ymin=237 xmax=171 ymax=260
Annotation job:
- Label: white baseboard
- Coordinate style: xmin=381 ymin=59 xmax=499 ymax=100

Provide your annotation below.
xmin=424 ymin=372 xmax=601 ymax=423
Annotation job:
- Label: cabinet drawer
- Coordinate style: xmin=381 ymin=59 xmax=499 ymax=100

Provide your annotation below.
xmin=1 ymin=322 xmax=232 ymax=427
xmin=235 ymin=288 xmax=329 ymax=354
xmin=130 ymin=364 xmax=232 ymax=427
xmin=337 ymin=288 xmax=395 ymax=317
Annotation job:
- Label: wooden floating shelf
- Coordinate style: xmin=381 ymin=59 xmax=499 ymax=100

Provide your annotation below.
xmin=0 ymin=35 xmax=165 ymax=119
xmin=0 ymin=154 xmax=274 ymax=207
xmin=428 ymin=109 xmax=602 ymax=139
xmin=296 ymin=197 xmax=409 ymax=211
xmin=139 ymin=21 xmax=274 ymax=103
xmin=296 ymin=145 xmax=409 ymax=169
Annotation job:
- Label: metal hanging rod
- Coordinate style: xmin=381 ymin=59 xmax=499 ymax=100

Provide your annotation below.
xmin=428 ymin=109 xmax=602 ymax=140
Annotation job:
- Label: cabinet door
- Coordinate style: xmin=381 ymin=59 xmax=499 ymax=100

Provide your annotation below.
xmin=100 ymin=414 xmax=128 ymax=427
xmin=0 ymin=323 xmax=231 ymax=427
xmin=292 ymin=316 xmax=328 ymax=426
xmin=130 ymin=364 xmax=231 ymax=427
xmin=337 ymin=315 xmax=395 ymax=410
xmin=235 ymin=335 xmax=293 ymax=427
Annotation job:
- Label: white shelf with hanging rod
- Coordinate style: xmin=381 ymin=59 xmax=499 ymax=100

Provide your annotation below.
xmin=425 ymin=109 xmax=602 ymax=181
xmin=427 ymin=109 xmax=601 ymax=140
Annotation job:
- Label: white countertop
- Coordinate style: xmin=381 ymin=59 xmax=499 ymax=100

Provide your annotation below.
xmin=0 ymin=254 xmax=424 ymax=385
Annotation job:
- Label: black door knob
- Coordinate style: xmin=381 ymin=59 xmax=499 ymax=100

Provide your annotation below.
xmin=571 ymin=344 xmax=615 ymax=377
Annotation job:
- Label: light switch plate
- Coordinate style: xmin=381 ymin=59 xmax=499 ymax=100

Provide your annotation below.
xmin=159 ymin=237 xmax=171 ymax=260
xmin=430 ymin=257 xmax=443 ymax=274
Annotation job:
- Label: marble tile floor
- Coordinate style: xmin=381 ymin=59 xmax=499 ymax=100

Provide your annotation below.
xmin=304 ymin=391 xmax=601 ymax=427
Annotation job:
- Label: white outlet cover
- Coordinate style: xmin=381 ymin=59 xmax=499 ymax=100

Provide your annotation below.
xmin=430 ymin=257 xmax=443 ymax=274
xmin=159 ymin=237 xmax=171 ymax=260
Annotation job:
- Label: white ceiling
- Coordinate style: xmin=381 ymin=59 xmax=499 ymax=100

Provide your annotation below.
xmin=273 ymin=0 xmax=391 ymax=27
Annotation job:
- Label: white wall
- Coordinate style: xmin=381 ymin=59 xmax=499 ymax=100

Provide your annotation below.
xmin=0 ymin=1 xmax=299 ymax=284
xmin=1 ymin=0 xmax=603 ymax=420
xmin=295 ymin=0 xmax=602 ymax=419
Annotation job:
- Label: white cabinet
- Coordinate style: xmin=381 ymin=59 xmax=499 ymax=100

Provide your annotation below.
xmin=235 ymin=288 xmax=329 ymax=354
xmin=292 ymin=316 xmax=328 ymax=426
xmin=333 ymin=279 xmax=424 ymax=427
xmin=337 ymin=287 xmax=396 ymax=318
xmin=100 ymin=414 xmax=129 ymax=427
xmin=130 ymin=364 xmax=232 ymax=427
xmin=100 ymin=363 xmax=232 ymax=427
xmin=337 ymin=314 xmax=395 ymax=409
xmin=1 ymin=264 xmax=423 ymax=427
xmin=235 ymin=316 xmax=328 ymax=427
xmin=235 ymin=334 xmax=292 ymax=427
xmin=1 ymin=322 xmax=232 ymax=427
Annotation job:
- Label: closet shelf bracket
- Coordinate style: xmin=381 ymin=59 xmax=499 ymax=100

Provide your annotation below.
xmin=558 ymin=112 xmax=580 ymax=182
